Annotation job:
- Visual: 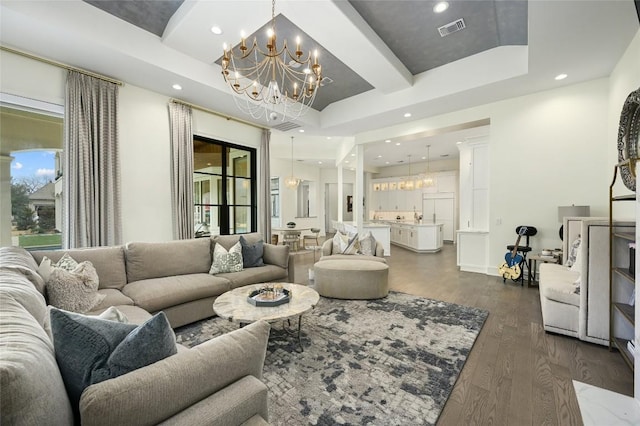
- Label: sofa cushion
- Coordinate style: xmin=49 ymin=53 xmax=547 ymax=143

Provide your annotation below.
xmin=0 ymin=269 xmax=48 ymax=327
xmin=125 ymin=239 xmax=212 ymax=283
xmin=539 ymin=264 xmax=581 ymax=307
xmin=47 ymin=261 xmax=106 ymax=314
xmin=263 ymin=244 xmax=289 ymax=269
xmin=50 ymin=309 xmax=176 ymax=420
xmin=0 ymin=246 xmax=46 ymax=294
xmin=91 ymin=288 xmax=135 ymax=312
xmin=122 ymin=274 xmax=231 ymax=313
xmin=217 ymin=265 xmax=288 ymax=289
xmin=213 ymin=233 xmax=263 ymax=251
xmin=31 ymin=246 xmax=128 ymax=290
xmin=240 ymin=236 xmax=265 ymax=268
xmin=209 ymin=242 xmax=243 ymax=274
xmin=0 ymin=296 xmax=74 ymax=425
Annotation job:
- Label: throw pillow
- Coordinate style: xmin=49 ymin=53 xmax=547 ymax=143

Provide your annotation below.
xmin=240 ymin=235 xmax=265 ymax=268
xmin=55 ymin=253 xmax=80 ymax=271
xmin=573 ymin=276 xmax=581 ymax=295
xmin=97 ymin=306 xmax=129 ymax=323
xmin=37 ymin=256 xmax=54 ymax=283
xmin=50 ymin=309 xmax=176 ymax=420
xmin=332 ymin=231 xmax=360 ymax=255
xmin=358 ymin=231 xmax=377 ymax=256
xmin=566 ymin=236 xmax=581 ymax=267
xmin=209 ymin=241 xmax=243 ymax=274
xmin=46 ymin=261 xmax=105 ymax=313
xmin=570 ymin=242 xmax=583 ymax=273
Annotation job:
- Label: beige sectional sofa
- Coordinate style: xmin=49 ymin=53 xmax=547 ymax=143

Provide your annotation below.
xmin=1 ymin=232 xmax=290 ymax=425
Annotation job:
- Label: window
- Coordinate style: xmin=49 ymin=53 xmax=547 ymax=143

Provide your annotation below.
xmin=270 ymin=178 xmax=280 ymax=218
xmin=2 ymin=100 xmax=64 ymax=250
xmin=193 ymin=136 xmax=256 ymax=235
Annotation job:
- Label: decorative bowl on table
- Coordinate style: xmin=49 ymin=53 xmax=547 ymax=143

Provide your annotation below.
xmin=286 ymin=222 xmax=296 ymax=229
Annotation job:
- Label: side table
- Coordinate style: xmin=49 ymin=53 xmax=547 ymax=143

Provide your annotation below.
xmin=528 ymin=254 xmax=561 ymax=287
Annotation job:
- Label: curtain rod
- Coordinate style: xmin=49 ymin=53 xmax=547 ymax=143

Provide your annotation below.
xmin=1 ymin=46 xmax=123 ymax=86
xmin=170 ymin=98 xmax=268 ymax=131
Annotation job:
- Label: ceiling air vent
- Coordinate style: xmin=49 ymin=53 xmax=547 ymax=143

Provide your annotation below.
xmin=271 ymin=121 xmax=300 ymax=132
xmin=438 ymin=18 xmax=466 ymax=37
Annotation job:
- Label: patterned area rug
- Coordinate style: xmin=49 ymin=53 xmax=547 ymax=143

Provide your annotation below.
xmin=175 ymin=291 xmax=488 ymax=425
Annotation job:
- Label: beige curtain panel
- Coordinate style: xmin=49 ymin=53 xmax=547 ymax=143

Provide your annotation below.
xmin=168 ymin=102 xmax=194 ymax=240
xmin=64 ymin=70 xmax=121 ymax=248
xmin=260 ymin=129 xmax=272 ymax=240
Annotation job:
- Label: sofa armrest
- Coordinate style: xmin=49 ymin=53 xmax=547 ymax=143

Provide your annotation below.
xmin=263 ymin=243 xmax=289 ymax=269
xmin=79 ymin=321 xmax=270 ymax=426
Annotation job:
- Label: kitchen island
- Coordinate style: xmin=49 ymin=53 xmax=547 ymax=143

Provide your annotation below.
xmin=385 ymin=222 xmax=444 ymax=253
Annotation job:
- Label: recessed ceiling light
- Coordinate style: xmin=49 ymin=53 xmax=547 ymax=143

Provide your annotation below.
xmin=211 ymin=26 xmax=223 ymax=35
xmin=456 ymin=141 xmax=462 ymax=145
xmin=404 ymin=112 xmax=412 ymax=118
xmin=433 ymin=2 xmax=449 ymax=13
xmin=345 ymin=160 xmax=350 ymax=164
xmin=318 ymin=161 xmax=323 ymax=164
xmin=172 ymin=84 xmax=182 ymax=90
xmin=377 ymin=155 xmax=382 ymax=158
xmin=385 ymin=161 xmax=390 ymax=164
xmin=327 ymin=137 xmax=332 ymax=140
xmin=395 ymin=142 xmax=401 ymax=146
xmin=299 ymin=129 xmax=305 ymax=133
xmin=421 ymin=156 xmax=426 ymax=160
xmin=555 ymin=73 xmax=568 ymax=81
xmin=385 ymin=139 xmax=391 ymax=143
xmin=351 ymin=153 xmax=355 ymax=157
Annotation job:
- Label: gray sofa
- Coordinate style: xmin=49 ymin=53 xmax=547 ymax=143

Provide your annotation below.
xmin=30 ymin=233 xmax=291 ymax=328
xmin=0 ymin=232 xmax=290 ymax=425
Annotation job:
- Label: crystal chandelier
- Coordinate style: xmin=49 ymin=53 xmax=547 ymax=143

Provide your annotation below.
xmin=284 ymin=136 xmax=301 ymax=189
xmin=402 ymin=155 xmax=416 ymax=191
xmin=421 ymin=145 xmax=435 ymax=187
xmin=221 ymin=0 xmax=323 ymax=122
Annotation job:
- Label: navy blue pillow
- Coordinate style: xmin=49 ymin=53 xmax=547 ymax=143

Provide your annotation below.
xmin=240 ymin=236 xmax=265 ymax=268
xmin=50 ymin=309 xmax=177 ymax=419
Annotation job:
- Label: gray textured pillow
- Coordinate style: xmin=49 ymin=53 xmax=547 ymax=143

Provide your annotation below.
xmin=50 ymin=309 xmax=176 ymax=420
xmin=566 ymin=236 xmax=581 ymax=267
xmin=358 ymin=231 xmax=377 ymax=256
xmin=240 ymin=235 xmax=264 ymax=268
xmin=209 ymin=241 xmax=243 ymax=274
xmin=46 ymin=261 xmax=105 ymax=314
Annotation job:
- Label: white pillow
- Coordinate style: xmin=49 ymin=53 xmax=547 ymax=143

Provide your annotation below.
xmin=332 ymin=231 xmax=360 ymax=255
xmin=209 ymin=241 xmax=243 ymax=274
xmin=358 ymin=231 xmax=377 ymax=256
xmin=39 ymin=253 xmax=80 ymax=284
xmin=570 ymin=242 xmax=582 ymax=273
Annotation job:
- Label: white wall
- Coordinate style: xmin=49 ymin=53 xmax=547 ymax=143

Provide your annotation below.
xmin=354 ymin=77 xmax=612 ymax=271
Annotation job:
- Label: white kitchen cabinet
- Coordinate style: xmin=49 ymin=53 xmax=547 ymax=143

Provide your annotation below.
xmin=423 ymin=196 xmax=455 ymax=241
xmin=389 ymin=223 xmax=443 ymax=253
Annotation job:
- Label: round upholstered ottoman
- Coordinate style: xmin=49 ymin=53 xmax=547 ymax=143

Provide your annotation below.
xmin=314 ymin=259 xmax=389 ymax=299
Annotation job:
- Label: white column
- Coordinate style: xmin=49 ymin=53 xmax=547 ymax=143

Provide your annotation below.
xmin=355 ymin=145 xmax=364 ymax=232
xmin=0 ymin=156 xmax=14 ymax=247
xmin=337 ymin=164 xmax=343 ymax=222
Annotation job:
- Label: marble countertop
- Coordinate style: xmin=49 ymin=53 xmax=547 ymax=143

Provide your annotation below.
xmin=372 ymin=220 xmax=443 ymax=228
xmin=213 ymin=283 xmax=319 ymax=323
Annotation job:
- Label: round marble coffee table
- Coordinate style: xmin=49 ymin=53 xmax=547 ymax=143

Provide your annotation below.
xmin=213 ymin=283 xmax=319 ymax=351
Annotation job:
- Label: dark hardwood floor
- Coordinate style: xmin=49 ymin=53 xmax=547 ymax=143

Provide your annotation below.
xmin=291 ymin=242 xmax=634 ymax=425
